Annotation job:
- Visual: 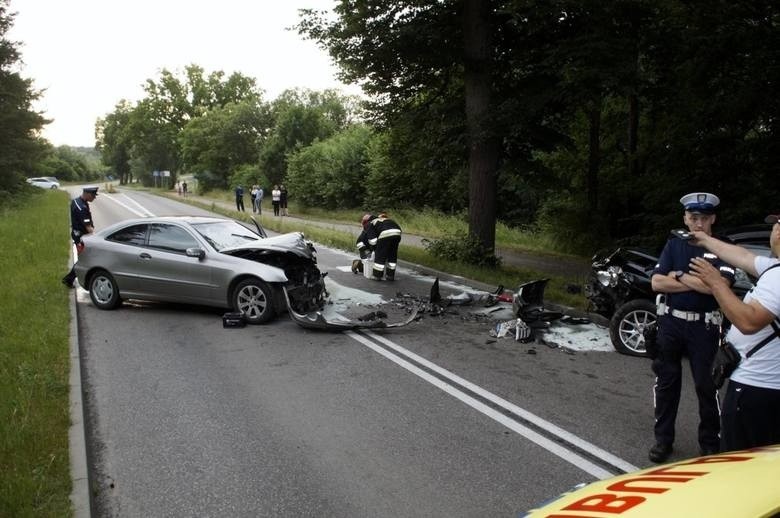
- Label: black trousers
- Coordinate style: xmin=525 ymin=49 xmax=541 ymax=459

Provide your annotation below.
xmin=652 ymin=315 xmax=720 ymax=449
xmin=721 ymin=380 xmax=780 ymax=451
xmin=371 ymin=235 xmax=401 ymax=279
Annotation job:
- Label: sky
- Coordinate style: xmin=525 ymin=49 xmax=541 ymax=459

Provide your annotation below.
xmin=8 ymin=0 xmax=359 ymax=147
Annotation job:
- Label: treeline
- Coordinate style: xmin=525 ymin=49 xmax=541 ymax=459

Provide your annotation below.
xmin=297 ymin=0 xmax=779 ymax=251
xmin=0 ymin=1 xmax=107 ymax=200
xmin=4 ymin=1 xmax=777 ymax=253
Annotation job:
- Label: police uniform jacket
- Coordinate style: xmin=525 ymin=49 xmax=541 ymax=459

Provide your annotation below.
xmin=654 ymin=236 xmax=735 ymax=312
xmin=70 ymin=197 xmax=94 ymax=244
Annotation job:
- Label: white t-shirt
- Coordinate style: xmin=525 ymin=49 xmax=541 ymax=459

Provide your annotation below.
xmin=728 ymin=256 xmax=780 ymax=389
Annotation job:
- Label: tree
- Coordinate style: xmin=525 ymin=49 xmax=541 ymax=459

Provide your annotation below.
xmin=95 ymin=100 xmax=134 ymax=184
xmin=286 ymin=124 xmax=372 ymax=209
xmin=180 ymin=100 xmax=271 ymax=191
xmin=259 ymin=88 xmax=354 ymax=185
xmin=0 ymin=0 xmax=48 ymax=194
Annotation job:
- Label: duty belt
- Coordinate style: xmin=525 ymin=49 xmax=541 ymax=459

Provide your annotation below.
xmin=667 ymin=308 xmax=722 ymax=325
xmin=656 ymin=295 xmax=723 ymax=325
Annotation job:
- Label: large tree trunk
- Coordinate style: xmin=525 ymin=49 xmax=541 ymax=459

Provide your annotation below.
xmin=587 ymin=101 xmax=601 ymax=213
xmin=627 ymin=93 xmax=639 ymax=177
xmin=463 ymin=0 xmax=500 ymax=254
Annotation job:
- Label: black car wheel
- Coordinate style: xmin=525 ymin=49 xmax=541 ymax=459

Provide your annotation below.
xmin=609 ymin=299 xmax=657 ymax=357
xmin=233 ymin=278 xmax=276 ymax=325
xmin=88 ymin=269 xmax=121 ymax=310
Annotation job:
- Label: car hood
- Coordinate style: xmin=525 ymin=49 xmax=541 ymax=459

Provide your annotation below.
xmin=220 ymin=232 xmax=314 ymax=259
xmin=524 ymin=444 xmax=780 ymax=517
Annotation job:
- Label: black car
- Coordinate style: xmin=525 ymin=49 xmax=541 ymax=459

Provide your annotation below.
xmin=585 ymin=225 xmax=772 ymax=357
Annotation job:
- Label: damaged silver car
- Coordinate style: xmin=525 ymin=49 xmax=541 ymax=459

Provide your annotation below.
xmin=74 ymin=216 xmax=327 ymax=324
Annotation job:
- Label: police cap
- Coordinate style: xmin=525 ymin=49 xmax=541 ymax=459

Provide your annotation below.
xmin=680 ymin=192 xmax=718 ymax=214
xmin=83 ymin=186 xmax=99 ymax=196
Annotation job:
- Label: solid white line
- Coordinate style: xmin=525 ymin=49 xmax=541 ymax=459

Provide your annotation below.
xmin=346 ymin=331 xmax=616 ymax=480
xmin=364 ymin=330 xmax=639 ymax=474
xmin=117 ymin=193 xmax=156 ymax=216
xmin=99 ymin=193 xmax=151 ymax=217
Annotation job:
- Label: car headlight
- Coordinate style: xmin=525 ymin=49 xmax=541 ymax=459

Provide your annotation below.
xmin=595 ymin=266 xmax=622 ymax=287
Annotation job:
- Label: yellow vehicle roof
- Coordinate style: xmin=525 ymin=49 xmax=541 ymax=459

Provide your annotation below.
xmin=525 ymin=445 xmax=780 ymax=518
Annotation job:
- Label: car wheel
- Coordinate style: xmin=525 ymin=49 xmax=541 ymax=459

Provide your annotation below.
xmin=233 ymin=278 xmax=276 ymax=324
xmin=609 ymin=299 xmax=657 ymax=357
xmin=88 ymin=269 xmax=121 ymax=310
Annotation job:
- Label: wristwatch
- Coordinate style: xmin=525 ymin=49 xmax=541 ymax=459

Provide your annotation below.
xmin=674 ymin=270 xmax=685 ymax=281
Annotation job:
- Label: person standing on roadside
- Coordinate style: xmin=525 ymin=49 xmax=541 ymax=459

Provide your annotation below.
xmin=182 ymin=181 xmax=188 ymax=197
xmin=280 ymin=184 xmax=289 ymax=216
xmin=62 ymin=186 xmax=99 ymax=288
xmin=648 ymin=192 xmax=736 ymax=463
xmin=235 ymin=185 xmax=245 ymax=212
xmin=272 ymin=185 xmax=281 ymax=216
xmin=688 ymin=214 xmax=780 ymax=451
xmin=250 ymin=184 xmax=258 ymax=213
xmin=254 ymin=185 xmax=263 ymax=214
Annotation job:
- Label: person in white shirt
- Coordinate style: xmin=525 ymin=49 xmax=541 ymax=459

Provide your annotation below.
xmin=689 ymin=214 xmax=780 ymax=451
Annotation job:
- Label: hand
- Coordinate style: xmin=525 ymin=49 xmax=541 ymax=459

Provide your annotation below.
xmin=689 ymin=230 xmax=710 ymax=246
xmin=688 ymin=256 xmax=726 ymax=289
xmin=76 ymin=242 xmax=85 ymax=254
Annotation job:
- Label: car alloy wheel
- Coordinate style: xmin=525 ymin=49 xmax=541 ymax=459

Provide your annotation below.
xmin=233 ymin=278 xmax=275 ymax=324
xmin=609 ymin=299 xmax=657 ymax=357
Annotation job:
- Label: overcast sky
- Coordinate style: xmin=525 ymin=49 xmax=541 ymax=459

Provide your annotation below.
xmin=8 ymin=0 xmax=358 ymax=147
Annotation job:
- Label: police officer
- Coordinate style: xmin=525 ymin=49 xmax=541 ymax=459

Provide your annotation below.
xmin=62 ymin=186 xmax=98 ymax=288
xmin=648 ymin=192 xmax=736 ymax=463
xmin=356 ymin=213 xmax=402 ymax=281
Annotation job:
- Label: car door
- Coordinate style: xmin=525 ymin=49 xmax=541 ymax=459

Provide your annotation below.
xmin=102 ymin=223 xmax=150 ymax=294
xmin=134 ymin=223 xmax=215 ymax=304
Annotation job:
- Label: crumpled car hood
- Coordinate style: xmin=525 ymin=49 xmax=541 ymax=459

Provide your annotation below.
xmin=220 ymin=232 xmax=314 ymax=259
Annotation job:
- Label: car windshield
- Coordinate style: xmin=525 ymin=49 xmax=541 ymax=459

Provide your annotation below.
xmin=191 ymin=220 xmax=262 ymax=251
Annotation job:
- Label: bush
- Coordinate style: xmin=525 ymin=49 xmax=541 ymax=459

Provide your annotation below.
xmin=423 ymin=231 xmax=502 ymax=268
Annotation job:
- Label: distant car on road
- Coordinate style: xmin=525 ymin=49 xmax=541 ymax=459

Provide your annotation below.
xmin=74 ymin=216 xmax=327 ymax=324
xmin=26 ymin=177 xmax=60 ymax=189
xmin=585 ymin=225 xmax=772 ymax=357
xmin=523 ymin=444 xmax=780 ymax=517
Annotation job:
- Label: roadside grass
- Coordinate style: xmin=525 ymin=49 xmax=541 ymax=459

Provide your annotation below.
xmin=0 ymin=191 xmax=73 ymax=517
xmin=160 ymin=190 xmax=588 ymax=310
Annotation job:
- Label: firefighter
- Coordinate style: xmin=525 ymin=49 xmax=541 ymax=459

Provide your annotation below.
xmin=356 ymin=213 xmax=402 ymax=281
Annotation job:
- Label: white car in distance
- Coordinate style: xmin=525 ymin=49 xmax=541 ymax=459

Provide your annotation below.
xmin=27 ymin=177 xmax=61 ymax=189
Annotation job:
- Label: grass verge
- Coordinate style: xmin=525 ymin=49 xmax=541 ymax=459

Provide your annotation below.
xmin=0 ymin=191 xmax=73 ymax=517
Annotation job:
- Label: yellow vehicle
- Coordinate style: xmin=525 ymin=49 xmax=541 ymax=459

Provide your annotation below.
xmin=524 ymin=444 xmax=780 ymax=517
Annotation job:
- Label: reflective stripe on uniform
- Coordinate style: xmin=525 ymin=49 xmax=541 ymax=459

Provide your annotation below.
xmin=378 ymin=228 xmax=402 ymax=240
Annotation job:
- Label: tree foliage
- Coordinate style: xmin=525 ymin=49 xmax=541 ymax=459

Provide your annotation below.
xmin=286 ymin=124 xmax=372 ymax=209
xmin=0 ymin=0 xmax=48 ymax=197
xmin=299 ymin=0 xmax=779 ymax=252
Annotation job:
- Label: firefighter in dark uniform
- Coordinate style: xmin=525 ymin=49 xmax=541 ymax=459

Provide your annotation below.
xmin=62 ymin=186 xmax=98 ymax=288
xmin=356 ymin=213 xmax=402 ymax=280
xmin=648 ymin=192 xmax=736 ymax=463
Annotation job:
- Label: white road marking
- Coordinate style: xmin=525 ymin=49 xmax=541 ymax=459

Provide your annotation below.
xmin=99 ymin=193 xmax=153 ymax=217
xmin=348 ymin=330 xmax=639 ymax=479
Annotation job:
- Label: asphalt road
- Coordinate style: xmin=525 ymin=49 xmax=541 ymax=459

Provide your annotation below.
xmin=72 ymin=188 xmax=707 ymax=517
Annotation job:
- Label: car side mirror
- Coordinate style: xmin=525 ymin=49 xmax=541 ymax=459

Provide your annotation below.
xmin=186 ymin=247 xmax=205 ymax=260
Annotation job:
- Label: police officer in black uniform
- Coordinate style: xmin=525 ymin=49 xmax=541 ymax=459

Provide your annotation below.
xmin=356 ymin=213 xmax=402 ymax=281
xmin=62 ymin=186 xmax=98 ymax=288
xmin=648 ymin=192 xmax=736 ymax=463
